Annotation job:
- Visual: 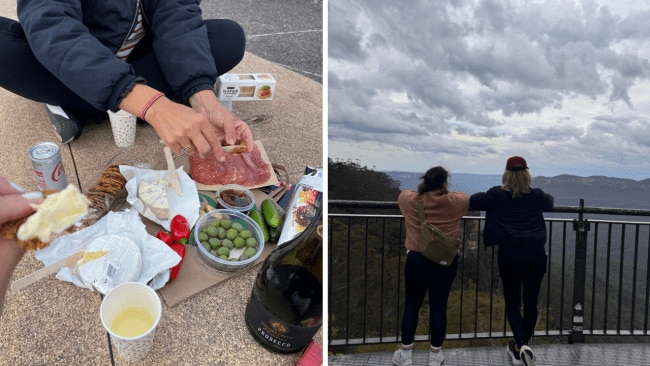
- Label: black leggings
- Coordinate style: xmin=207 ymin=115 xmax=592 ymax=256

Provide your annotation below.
xmin=0 ymin=16 xmax=245 ymax=113
xmin=400 ymin=250 xmax=458 ymax=347
xmin=498 ymin=246 xmax=547 ymax=348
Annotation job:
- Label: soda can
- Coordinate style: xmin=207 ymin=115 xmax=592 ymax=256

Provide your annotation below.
xmin=29 ymin=142 xmax=68 ymax=190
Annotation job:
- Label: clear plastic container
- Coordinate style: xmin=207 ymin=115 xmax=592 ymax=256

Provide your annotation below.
xmin=216 ymin=184 xmax=255 ymax=213
xmin=192 ymin=209 xmax=264 ymax=272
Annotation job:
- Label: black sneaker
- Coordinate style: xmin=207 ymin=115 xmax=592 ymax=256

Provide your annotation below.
xmin=520 ymin=345 xmax=536 ymax=366
xmin=507 ymin=340 xmax=524 ymax=366
xmin=45 ymin=104 xmax=81 ymax=144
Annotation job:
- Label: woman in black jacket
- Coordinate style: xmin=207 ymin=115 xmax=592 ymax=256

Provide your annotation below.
xmin=0 ymin=1 xmax=252 ymax=161
xmin=470 ymin=156 xmax=553 ymax=366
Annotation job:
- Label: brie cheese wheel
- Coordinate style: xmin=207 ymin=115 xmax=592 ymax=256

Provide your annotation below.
xmin=138 ymin=178 xmax=170 ymax=220
xmin=78 ymin=235 xmax=142 ymax=291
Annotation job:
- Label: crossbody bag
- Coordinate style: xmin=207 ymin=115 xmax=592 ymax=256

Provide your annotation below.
xmin=417 ymin=199 xmax=460 ymax=267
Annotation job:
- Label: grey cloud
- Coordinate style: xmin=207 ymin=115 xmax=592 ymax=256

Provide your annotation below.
xmin=329 ymin=0 xmax=650 ymax=177
xmin=520 ymin=123 xmax=585 ymax=143
xmin=328 ymin=1 xmax=369 ymax=62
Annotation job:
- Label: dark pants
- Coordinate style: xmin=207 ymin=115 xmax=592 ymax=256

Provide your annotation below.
xmin=400 ymin=250 xmax=458 ymax=347
xmin=0 ymin=16 xmax=245 ymax=113
xmin=498 ymin=246 xmax=547 ymax=348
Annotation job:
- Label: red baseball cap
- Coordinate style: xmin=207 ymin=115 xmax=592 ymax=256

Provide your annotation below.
xmin=506 ymin=156 xmax=528 ymax=171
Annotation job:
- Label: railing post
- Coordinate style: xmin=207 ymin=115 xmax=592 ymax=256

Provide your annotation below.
xmin=569 ymin=198 xmax=590 ymax=343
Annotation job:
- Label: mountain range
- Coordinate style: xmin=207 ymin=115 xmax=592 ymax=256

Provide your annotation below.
xmin=384 ymin=171 xmax=650 ymax=210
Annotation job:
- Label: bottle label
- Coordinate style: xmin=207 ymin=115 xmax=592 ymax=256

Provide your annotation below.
xmin=246 ymin=290 xmax=321 ymax=353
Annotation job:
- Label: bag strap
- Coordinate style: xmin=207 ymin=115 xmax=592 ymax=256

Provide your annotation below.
xmin=417 ymin=198 xmax=425 ymax=224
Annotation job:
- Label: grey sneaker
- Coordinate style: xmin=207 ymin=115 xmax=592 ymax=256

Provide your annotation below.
xmin=392 ymin=348 xmax=412 ymax=366
xmin=507 ymin=340 xmax=524 ymax=366
xmin=520 ymin=345 xmax=536 ymax=366
xmin=45 ymin=104 xmax=80 ymax=144
xmin=429 ymin=349 xmax=445 ymax=366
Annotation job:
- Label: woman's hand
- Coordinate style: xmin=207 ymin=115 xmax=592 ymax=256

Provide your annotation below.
xmin=119 ymin=85 xmax=254 ymax=162
xmin=0 ymin=177 xmax=41 ymax=315
xmin=143 ymin=97 xmax=223 ymax=159
xmin=189 ymin=90 xmax=255 ymax=160
xmin=0 ymin=177 xmax=40 ymax=226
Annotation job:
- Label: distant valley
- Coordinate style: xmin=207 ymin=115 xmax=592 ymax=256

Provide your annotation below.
xmin=384 ymin=171 xmax=650 ymax=210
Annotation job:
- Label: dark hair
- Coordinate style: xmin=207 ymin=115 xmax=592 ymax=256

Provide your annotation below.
xmin=417 ymin=166 xmax=449 ymax=195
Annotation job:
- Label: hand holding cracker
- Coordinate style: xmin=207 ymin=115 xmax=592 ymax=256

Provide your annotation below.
xmin=0 ymin=177 xmax=41 ymax=226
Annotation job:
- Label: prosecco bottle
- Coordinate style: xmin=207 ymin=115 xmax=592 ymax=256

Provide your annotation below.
xmin=245 ymin=205 xmax=322 ymax=353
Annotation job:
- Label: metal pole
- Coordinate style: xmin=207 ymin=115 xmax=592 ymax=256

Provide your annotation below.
xmin=569 ymin=198 xmax=590 ymax=343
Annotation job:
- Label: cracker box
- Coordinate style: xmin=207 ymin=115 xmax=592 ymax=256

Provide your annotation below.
xmin=215 ymin=73 xmax=276 ymax=101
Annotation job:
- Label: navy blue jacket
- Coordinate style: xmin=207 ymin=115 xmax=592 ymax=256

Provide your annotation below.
xmin=470 ymin=187 xmax=554 ymax=248
xmin=17 ymin=0 xmax=217 ymax=111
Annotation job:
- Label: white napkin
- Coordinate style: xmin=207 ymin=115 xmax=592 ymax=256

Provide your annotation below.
xmin=35 ymin=210 xmax=181 ymax=292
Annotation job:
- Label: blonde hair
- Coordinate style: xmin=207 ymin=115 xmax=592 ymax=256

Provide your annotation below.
xmin=502 ymin=169 xmax=532 ymax=198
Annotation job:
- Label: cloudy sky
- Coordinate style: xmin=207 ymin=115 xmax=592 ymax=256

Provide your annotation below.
xmin=328 ymin=0 xmax=650 ymax=180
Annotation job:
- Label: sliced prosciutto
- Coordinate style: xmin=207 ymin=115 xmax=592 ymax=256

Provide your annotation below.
xmin=190 ymin=145 xmax=272 ymax=186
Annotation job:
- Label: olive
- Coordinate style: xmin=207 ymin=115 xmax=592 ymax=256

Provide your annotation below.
xmin=244 ymin=247 xmax=257 ymax=258
xmin=245 ymin=237 xmax=258 ymax=248
xmin=216 ymin=227 xmax=227 ymax=239
xmin=209 ymin=237 xmax=221 ymax=250
xmin=198 ymin=231 xmax=209 ymax=242
xmin=226 ymin=228 xmax=239 ymax=240
xmin=221 ymin=239 xmax=233 ymax=249
xmin=233 ymin=237 xmax=245 ymax=249
xmin=205 ymin=225 xmax=218 ymax=237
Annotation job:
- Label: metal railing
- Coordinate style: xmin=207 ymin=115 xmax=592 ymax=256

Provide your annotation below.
xmin=328 ymin=199 xmax=650 ymax=350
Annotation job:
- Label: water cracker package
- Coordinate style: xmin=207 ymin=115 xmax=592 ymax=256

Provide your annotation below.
xmin=277 ymin=167 xmax=323 ymax=246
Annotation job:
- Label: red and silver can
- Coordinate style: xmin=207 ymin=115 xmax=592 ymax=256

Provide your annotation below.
xmin=29 ymin=142 xmax=68 ymax=190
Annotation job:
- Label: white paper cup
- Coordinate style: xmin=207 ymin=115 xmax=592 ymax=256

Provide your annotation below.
xmin=107 ymin=109 xmax=137 ymax=148
xmin=100 ymin=282 xmax=162 ymax=362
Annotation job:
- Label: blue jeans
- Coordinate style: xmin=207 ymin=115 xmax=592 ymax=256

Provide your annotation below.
xmin=400 ymin=250 xmax=458 ymax=347
xmin=0 ymin=16 xmax=245 ymax=112
xmin=498 ymin=246 xmax=547 ymax=348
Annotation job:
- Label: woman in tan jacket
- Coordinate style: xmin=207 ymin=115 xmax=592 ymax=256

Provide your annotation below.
xmin=393 ymin=166 xmax=469 ymax=366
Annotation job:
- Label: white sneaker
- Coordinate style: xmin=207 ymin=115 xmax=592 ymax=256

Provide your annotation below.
xmin=506 ymin=340 xmax=524 ymax=366
xmin=520 ymin=345 xmax=536 ymax=366
xmin=392 ymin=348 xmax=412 ymax=366
xmin=429 ymin=349 xmax=445 ymax=366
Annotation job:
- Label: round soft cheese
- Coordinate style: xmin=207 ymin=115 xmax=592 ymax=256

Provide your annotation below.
xmin=78 ymin=234 xmax=142 ymax=291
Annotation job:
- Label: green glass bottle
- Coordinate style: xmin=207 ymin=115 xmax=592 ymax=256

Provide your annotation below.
xmin=245 ymin=204 xmax=322 ymax=353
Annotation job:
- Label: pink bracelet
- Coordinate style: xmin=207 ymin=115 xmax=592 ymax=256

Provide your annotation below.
xmin=139 ymin=92 xmax=165 ymax=120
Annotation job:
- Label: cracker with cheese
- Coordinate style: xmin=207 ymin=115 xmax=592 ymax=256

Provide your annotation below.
xmin=0 ymin=165 xmax=127 ymax=250
xmin=1 ymin=185 xmax=90 ymax=250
